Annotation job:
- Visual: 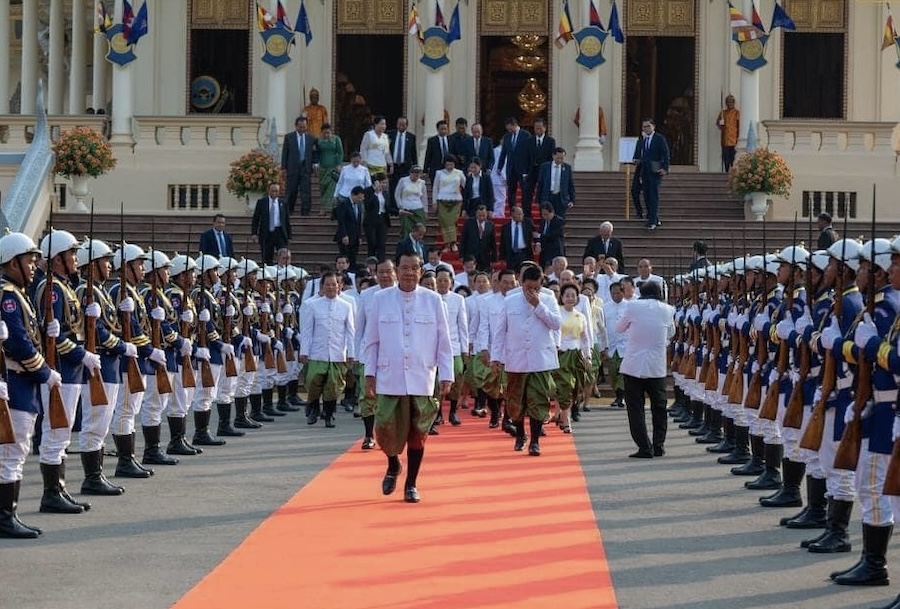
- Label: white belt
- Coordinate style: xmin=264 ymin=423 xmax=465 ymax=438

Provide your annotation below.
xmin=873 ymin=389 xmax=898 ymax=403
xmin=836 ymin=376 xmax=853 ymax=391
xmin=809 ymin=366 xmax=822 ymax=377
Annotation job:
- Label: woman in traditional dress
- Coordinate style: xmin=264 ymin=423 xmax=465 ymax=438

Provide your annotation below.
xmin=553 ymin=284 xmax=591 ymax=433
xmin=316 ymin=123 xmax=344 ymax=217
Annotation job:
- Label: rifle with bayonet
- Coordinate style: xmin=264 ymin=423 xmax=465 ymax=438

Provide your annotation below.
xmin=273 ymin=267 xmax=288 ymax=374
xmin=728 ymin=229 xmax=750 ymax=405
xmin=195 ymin=254 xmax=216 ymax=388
xmin=43 ymin=212 xmax=70 ymax=428
xmin=240 ymin=250 xmax=257 ymax=373
xmin=222 ymin=259 xmax=239 ymax=378
xmin=84 ymin=199 xmax=109 ymax=406
xmin=119 ymin=203 xmax=146 ymax=394
xmin=149 ymin=220 xmax=174 ymax=395
xmin=705 ymin=237 xmax=721 ymax=392
xmin=784 ymin=213 xmax=814 ymax=429
xmin=281 ymin=267 xmax=296 ymax=364
xmin=746 ymin=218 xmax=769 ymax=410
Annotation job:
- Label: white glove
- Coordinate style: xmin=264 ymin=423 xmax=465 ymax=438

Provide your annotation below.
xmin=752 ymin=361 xmax=761 ymax=374
xmin=701 ymin=308 xmax=713 ymax=324
xmin=737 ymin=312 xmax=749 ymax=328
xmin=789 ymin=370 xmax=800 ymax=384
xmin=768 ymin=369 xmax=779 ymax=385
xmin=273 ymin=340 xmax=284 ymax=352
xmin=82 ymin=351 xmax=102 ymax=374
xmin=776 ymin=319 xmax=794 ymax=341
xmin=708 ymin=351 xmax=715 ymax=363
xmin=820 ymin=317 xmax=842 ymax=349
xmin=198 ymin=309 xmax=211 ymax=323
xmin=285 ymin=328 xmax=294 ymax=341
xmin=275 ymin=313 xmax=284 ymax=324
xmin=149 ymin=348 xmax=167 ymax=366
xmin=854 ymin=313 xmax=877 ymax=350
xmin=180 ymin=310 xmax=194 ymax=324
xmin=123 ymin=342 xmax=138 ymax=358
xmin=195 ymin=347 xmax=211 ymax=361
xmin=813 ymin=387 xmax=823 ymax=405
xmin=225 ymin=305 xmax=236 ymax=317
xmin=727 ymin=310 xmax=738 ymax=327
xmin=243 ymin=305 xmax=254 ymax=317
xmin=84 ymin=302 xmax=101 ymax=319
xmin=795 ymin=309 xmax=813 ymax=336
xmin=46 ymin=319 xmax=60 ymax=338
xmin=47 ymin=370 xmax=62 ymax=389
xmin=893 ymin=416 xmax=900 ymax=442
xmin=753 ymin=313 xmax=768 ymax=332
xmin=0 ymin=320 xmax=8 ymax=341
xmin=118 ymin=296 xmax=134 ymax=313
xmin=260 ymin=303 xmax=271 ymax=314
xmin=179 ymin=339 xmax=193 ymax=357
xmin=282 ymin=304 xmax=294 ymax=316
xmin=675 ymin=310 xmax=685 ymax=324
xmin=241 ymin=336 xmax=252 ymax=350
xmin=844 ymin=405 xmax=856 ymax=425
xmin=0 ymin=381 xmax=8 ymax=401
xmin=718 ymin=318 xmax=727 ymax=332
xmin=256 ymin=332 xmax=271 ymax=345
xmin=687 ymin=304 xmax=700 ymax=323
xmin=150 ymin=306 xmax=165 ymax=321
xmin=220 ymin=344 xmax=235 ymax=359
xmin=688 ymin=346 xmax=696 ymax=355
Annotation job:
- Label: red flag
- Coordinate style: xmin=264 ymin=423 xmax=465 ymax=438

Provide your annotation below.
xmin=589 ymin=0 xmax=604 ymax=29
xmin=435 ymin=0 xmax=446 ymax=30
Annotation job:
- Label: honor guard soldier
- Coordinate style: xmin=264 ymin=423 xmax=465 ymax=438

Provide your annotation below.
xmin=74 ymin=238 xmax=129 ymax=496
xmin=213 ymin=256 xmax=247 ymax=437
xmin=165 ymin=254 xmax=202 ymax=455
xmin=36 ymin=229 xmax=97 ymax=514
xmin=272 ymin=266 xmax=300 ymax=414
xmin=252 ymin=266 xmax=285 ymax=420
xmin=0 ymin=232 xmax=58 ymax=538
xmin=234 ymin=258 xmax=264 ymax=428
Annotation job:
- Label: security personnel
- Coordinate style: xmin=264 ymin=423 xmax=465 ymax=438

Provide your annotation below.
xmin=0 ymin=232 xmax=58 ymax=538
xmin=165 ymin=254 xmax=202 ymax=455
xmin=234 ymin=258 xmax=264 ymax=427
xmin=213 ymin=256 xmax=248 ymax=437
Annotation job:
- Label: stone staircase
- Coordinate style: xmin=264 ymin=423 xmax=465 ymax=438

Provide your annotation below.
xmin=54 ymin=172 xmax=900 ymax=276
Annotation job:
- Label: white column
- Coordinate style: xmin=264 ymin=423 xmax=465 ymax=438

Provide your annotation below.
xmin=573 ymin=2 xmax=603 ymax=171
xmin=20 ymin=0 xmax=38 ymax=114
xmin=739 ymin=0 xmax=760 ymax=149
xmin=68 ymin=0 xmax=87 ymax=114
xmin=0 ymin=0 xmax=10 ymax=113
xmin=109 ymin=0 xmax=134 ymax=145
xmin=266 ymin=0 xmax=288 ymax=136
xmin=91 ymin=5 xmax=108 ymax=111
xmin=422 ymin=0 xmax=444 ymax=158
xmin=48 ymin=0 xmax=67 ymax=114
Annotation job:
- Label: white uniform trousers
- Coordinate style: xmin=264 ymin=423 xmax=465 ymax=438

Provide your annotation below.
xmin=820 ymin=409 xmax=857 ymax=501
xmin=79 ymin=381 xmax=120 ymax=452
xmin=253 ymin=363 xmax=276 ymax=393
xmin=192 ymin=363 xmax=223 ymax=412
xmin=112 ymin=377 xmax=146 ymax=436
xmin=216 ymin=366 xmax=237 ymax=404
xmin=235 ymin=357 xmax=256 ymax=399
xmin=760 ymin=394 xmax=784 ymax=445
xmin=38 ymin=383 xmax=81 ymax=465
xmin=141 ymin=371 xmax=174 ymax=427
xmin=855 ymin=444 xmax=894 ymax=526
xmin=745 ymin=384 xmax=762 ymax=436
xmin=705 ymin=373 xmax=727 ymax=414
xmin=0 ymin=408 xmax=38 ymax=483
xmin=168 ymin=366 xmax=196 ymax=418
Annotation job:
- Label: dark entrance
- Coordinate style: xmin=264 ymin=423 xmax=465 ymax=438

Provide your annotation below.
xmin=335 ymin=35 xmax=404 ymax=154
xmin=189 ymin=29 xmax=250 ymax=114
xmin=782 ymin=32 xmax=845 ymax=119
xmin=625 ymin=36 xmax=696 ymax=165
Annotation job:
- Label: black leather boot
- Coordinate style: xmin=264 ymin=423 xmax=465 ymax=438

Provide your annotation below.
xmin=166 ymin=416 xmax=201 ymax=456
xmin=143 ymin=425 xmax=180 ymax=465
xmin=193 ymin=410 xmax=226 ymax=446
xmin=276 ymin=384 xmax=300 ymax=412
xmin=323 ymin=401 xmax=336 ymax=428
xmin=808 ymin=499 xmax=853 ymax=553
xmin=718 ymin=424 xmax=751 ymax=463
xmin=249 ymin=393 xmax=274 ymax=423
xmin=731 ymin=434 xmax=765 ymax=475
xmin=39 ymin=463 xmax=85 ymax=514
xmin=761 ymin=458 xmax=804 ymax=507
xmin=114 ymin=433 xmax=152 ymax=478
xmin=361 ymin=414 xmax=376 ymax=449
xmin=449 ymin=401 xmax=461 ymax=426
xmin=785 ymin=476 xmax=827 ymax=528
xmin=673 ymin=395 xmax=693 ymax=422
xmin=834 ymin=524 xmax=892 ymax=585
xmin=697 ymin=409 xmax=723 ymax=444
xmin=287 ymin=380 xmax=305 ymax=406
xmin=0 ymin=482 xmax=40 ymax=539
xmin=528 ymin=418 xmax=542 ymax=456
xmin=680 ymin=401 xmax=704 ymax=429
xmin=262 ymin=388 xmax=286 ymax=416
xmin=217 ymin=403 xmax=245 ymax=437
xmin=689 ymin=403 xmax=712 ymax=436
xmin=81 ymin=450 xmax=125 ymax=495
xmin=306 ymin=400 xmax=321 ymax=425
xmin=708 ymin=416 xmax=735 ymax=453
xmin=233 ymin=396 xmax=262 ymax=429
xmin=871 ymin=594 xmax=900 ymax=609
xmin=488 ymin=398 xmax=500 ymax=428
xmin=514 ymin=420 xmax=527 ymax=451
xmin=56 ymin=461 xmax=92 ymax=511
xmin=571 ymin=402 xmax=581 ymax=422
xmin=746 ymin=443 xmax=784 ymax=490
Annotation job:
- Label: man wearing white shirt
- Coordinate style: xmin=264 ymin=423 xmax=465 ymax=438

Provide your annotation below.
xmin=490 ymin=265 xmax=562 ymax=456
xmin=363 ymin=253 xmax=454 ymax=503
xmin=435 ymin=268 xmax=469 ymax=427
xmin=615 ymin=281 xmax=676 ymax=458
xmin=595 ymin=257 xmax=625 ymax=304
xmin=634 ymin=258 xmax=669 ymax=301
xmin=602 ymin=282 xmax=628 ymax=407
xmin=299 ymin=272 xmax=355 ymax=428
xmin=465 ymin=272 xmax=492 ymax=418
xmin=476 ymin=269 xmax=516 ymax=429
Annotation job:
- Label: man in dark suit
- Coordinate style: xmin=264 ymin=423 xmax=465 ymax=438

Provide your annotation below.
xmin=582 ymin=221 xmax=625 ymax=272
xmin=632 ymin=118 xmax=670 ymax=231
xmin=395 ymin=222 xmax=427 ymax=262
xmin=534 ymin=203 xmax=565 ymax=268
xmin=500 ymin=205 xmax=533 ymax=272
xmin=448 ymin=117 xmax=473 ymax=168
xmin=198 ymin=214 xmax=234 ymax=258
xmin=496 ymin=117 xmax=533 ymax=217
xmin=251 ymin=183 xmax=291 ymax=265
xmin=537 ymin=147 xmax=576 ymax=220
xmin=459 ymin=205 xmax=496 ymax=271
xmin=334 ymin=185 xmax=365 ymax=267
xmin=388 ymin=116 xmax=418 ymax=199
xmin=281 ymin=116 xmax=318 ymax=215
xmin=363 ymin=173 xmax=391 ymax=262
xmin=524 ymin=118 xmax=556 ymax=210
xmin=688 ymin=240 xmax=710 ymax=271
xmin=816 ymin=212 xmax=839 ymax=249
xmin=423 ymin=120 xmax=451 ymax=183
xmin=466 ymin=123 xmax=494 ymax=172
xmin=463 ymin=158 xmax=495 ymax=218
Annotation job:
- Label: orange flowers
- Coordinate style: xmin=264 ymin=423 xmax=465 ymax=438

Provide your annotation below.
xmin=51 ymin=126 xmax=116 ymax=178
xmin=728 ymin=147 xmax=793 ymax=197
xmin=226 ymin=149 xmax=281 ymax=198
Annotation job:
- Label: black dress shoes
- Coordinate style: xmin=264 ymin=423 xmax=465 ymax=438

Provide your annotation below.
xmin=361 ymin=437 xmax=376 ymax=450
xmin=629 ymin=450 xmax=653 ymax=459
xmin=653 ymin=446 xmax=665 ymax=457
xmin=428 ymin=425 xmax=439 ymax=435
xmin=528 ymin=442 xmax=541 ymax=456
xmin=404 ymin=487 xmax=421 ymax=503
xmin=514 ymin=436 xmax=527 ymax=451
xmin=382 ymin=466 xmax=402 ymax=496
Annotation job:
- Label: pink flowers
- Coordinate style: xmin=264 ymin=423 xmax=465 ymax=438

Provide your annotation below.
xmin=52 ymin=126 xmax=116 ymax=178
xmin=226 ymin=149 xmax=282 ymax=198
xmin=729 ymin=148 xmax=793 ymax=197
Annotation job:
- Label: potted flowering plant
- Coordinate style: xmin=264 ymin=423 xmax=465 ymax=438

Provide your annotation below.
xmin=226 ymin=149 xmax=281 ymax=211
xmin=52 ymin=126 xmax=117 ymax=212
xmin=728 ymin=147 xmax=793 ymax=221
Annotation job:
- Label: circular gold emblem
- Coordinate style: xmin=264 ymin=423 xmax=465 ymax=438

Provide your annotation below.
xmin=266 ymin=35 xmax=288 ymax=56
xmin=740 ymin=39 xmax=764 ymax=60
xmin=110 ymin=32 xmax=130 ymax=54
xmin=579 ymin=35 xmax=602 ymax=57
xmin=423 ymin=36 xmax=448 ymax=60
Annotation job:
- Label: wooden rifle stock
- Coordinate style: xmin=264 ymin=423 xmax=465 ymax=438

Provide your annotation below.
xmin=273 ymin=273 xmax=288 ymax=373
xmin=759 ymin=337 xmax=788 ymax=421
xmin=240 ymin=283 xmax=257 ymax=373
xmin=833 ymin=353 xmax=870 ymax=471
xmin=698 ymin=324 xmax=711 ymax=388
xmin=84 ymin=248 xmax=109 ymax=406
xmin=745 ymin=323 xmax=767 ymax=409
xmin=150 ymin=274 xmax=174 ymax=395
xmin=727 ymin=330 xmax=746 ymax=404
xmin=883 ymin=437 xmax=900 ymax=495
xmin=799 ymin=353 xmax=836 ymax=451
xmin=222 ymin=282 xmax=238 ymax=378
xmin=195 ymin=294 xmax=215 ymax=388
xmin=179 ymin=319 xmax=196 ymax=388
xmin=43 ymin=265 xmax=69 ymax=429
xmin=0 ymin=359 xmax=14 ymax=444
xmin=783 ymin=340 xmax=810 ymax=429
xmin=258 ymin=283 xmax=276 ymax=370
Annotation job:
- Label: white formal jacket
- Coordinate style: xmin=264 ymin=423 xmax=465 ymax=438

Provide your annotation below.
xmin=299 ymin=295 xmax=355 ymax=362
xmin=362 ymin=286 xmax=454 ymax=395
xmin=490 ymin=290 xmax=562 ymax=373
xmin=440 ymin=291 xmax=468 ymax=357
xmin=615 ymin=299 xmax=675 ymax=379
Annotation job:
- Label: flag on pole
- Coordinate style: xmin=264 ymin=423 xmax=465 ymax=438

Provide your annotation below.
xmin=770 ymin=0 xmax=796 ymax=31
xmin=276 ymin=0 xmax=293 ymax=30
xmin=589 ymin=0 xmax=605 ymax=30
xmin=751 ymin=0 xmax=766 ymax=33
xmin=448 ymin=2 xmax=461 ymax=42
xmin=728 ymin=2 xmax=766 ymax=42
xmin=408 ymin=2 xmax=424 ymax=45
xmin=256 ymin=2 xmax=274 ymax=31
xmin=883 ymin=13 xmax=898 ymax=51
xmin=554 ymin=0 xmax=575 ymax=48
xmin=435 ymin=0 xmax=446 ymax=30
xmin=95 ymin=1 xmax=112 ymax=33
xmin=609 ymin=0 xmax=625 ymax=43
xmin=297 ymin=0 xmax=313 ymax=46
xmin=122 ymin=0 xmax=135 ymax=39
xmin=126 ymin=1 xmax=149 ymax=45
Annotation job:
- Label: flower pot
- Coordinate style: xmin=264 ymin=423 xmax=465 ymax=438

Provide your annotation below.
xmin=68 ymin=174 xmax=91 ymax=213
xmin=245 ymin=192 xmax=263 ymax=214
xmin=748 ymin=192 xmax=769 ymax=221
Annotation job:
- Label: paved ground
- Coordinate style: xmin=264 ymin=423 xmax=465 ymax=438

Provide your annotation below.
xmin=2 ymin=398 xmax=897 ymax=609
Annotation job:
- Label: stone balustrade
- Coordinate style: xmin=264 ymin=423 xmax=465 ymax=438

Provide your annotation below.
xmin=0 ymin=114 xmax=109 ymax=147
xmin=133 ymin=116 xmax=265 ymax=150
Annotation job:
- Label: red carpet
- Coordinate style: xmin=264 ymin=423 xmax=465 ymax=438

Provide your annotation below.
xmin=172 ymin=422 xmax=618 ymax=609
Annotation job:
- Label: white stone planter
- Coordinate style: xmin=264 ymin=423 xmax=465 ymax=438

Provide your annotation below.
xmin=68 ymin=174 xmax=91 ymax=213
xmin=748 ymin=192 xmax=769 ymax=221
